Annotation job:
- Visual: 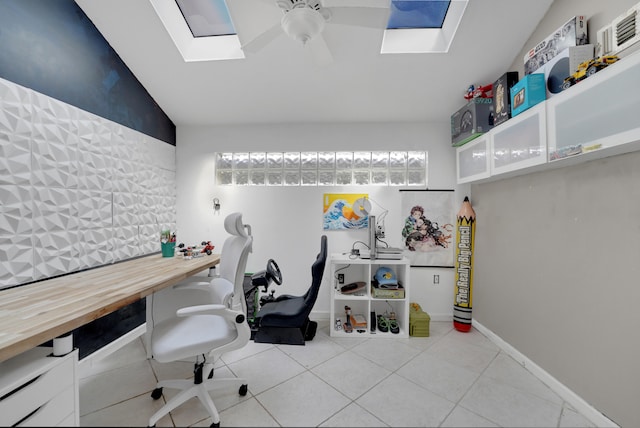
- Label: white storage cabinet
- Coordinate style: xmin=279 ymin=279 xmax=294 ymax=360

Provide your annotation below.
xmin=0 ymin=347 xmax=79 ymax=427
xmin=329 ymin=254 xmax=410 ymax=339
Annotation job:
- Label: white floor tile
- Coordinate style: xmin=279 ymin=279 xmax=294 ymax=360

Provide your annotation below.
xmin=319 ymin=402 xmax=388 ymax=427
xmin=278 ymin=334 xmax=346 ymax=369
xmin=77 ymin=320 xmax=601 ymax=428
xmin=559 ymin=404 xmax=597 ymax=427
xmin=425 ymin=332 xmax=499 ymax=373
xmin=459 ymin=376 xmax=563 ymax=427
xmin=79 ymin=359 xmax=157 ymax=416
xmin=256 ymin=371 xmax=350 ymax=427
xmin=482 ymin=352 xmax=564 ymax=405
xmin=440 ymin=405 xmax=500 ymax=427
xmin=350 ymin=337 xmax=422 ymax=369
xmin=396 ymin=351 xmax=481 ymax=402
xmin=226 ymin=346 xmax=306 ymax=395
xmin=215 ymin=397 xmax=280 ymax=427
xmin=356 ymin=373 xmax=456 ymax=427
xmin=311 ymin=350 xmax=392 ymax=400
xmin=79 ymin=392 xmax=173 ymax=427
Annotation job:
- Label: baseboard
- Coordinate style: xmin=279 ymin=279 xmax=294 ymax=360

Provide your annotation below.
xmin=472 ymin=320 xmax=619 ymax=428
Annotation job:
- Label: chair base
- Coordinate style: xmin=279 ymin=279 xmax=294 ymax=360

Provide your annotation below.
xmin=148 ymin=376 xmax=247 ymax=427
xmin=252 ymin=319 xmax=317 ymax=345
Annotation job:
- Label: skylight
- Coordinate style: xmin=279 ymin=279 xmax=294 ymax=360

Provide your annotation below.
xmin=150 ymin=0 xmax=243 ymax=62
xmin=174 ymin=0 xmax=235 ymax=37
xmin=387 ymin=0 xmax=450 ymax=29
xmin=382 ymin=0 xmax=468 ymax=54
xmin=152 ymin=0 xmax=467 ymax=62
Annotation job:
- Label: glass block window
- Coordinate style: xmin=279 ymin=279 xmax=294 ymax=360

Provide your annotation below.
xmin=215 ymin=151 xmax=428 ymax=187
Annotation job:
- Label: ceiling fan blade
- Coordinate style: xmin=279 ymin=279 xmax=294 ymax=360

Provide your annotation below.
xmin=241 ymin=23 xmax=283 ymax=54
xmin=326 ymin=7 xmax=391 ymax=29
xmin=322 ymin=0 xmax=390 ymax=8
xmin=307 ymin=34 xmax=333 ymax=66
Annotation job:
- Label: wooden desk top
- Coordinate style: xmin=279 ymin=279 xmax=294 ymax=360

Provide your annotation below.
xmin=0 ymin=253 xmax=220 ymax=363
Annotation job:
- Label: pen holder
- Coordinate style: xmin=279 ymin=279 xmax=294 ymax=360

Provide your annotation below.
xmin=161 ymin=241 xmax=176 ymax=257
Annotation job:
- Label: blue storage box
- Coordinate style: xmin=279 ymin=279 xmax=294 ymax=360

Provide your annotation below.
xmin=510 ymin=74 xmax=545 ymax=117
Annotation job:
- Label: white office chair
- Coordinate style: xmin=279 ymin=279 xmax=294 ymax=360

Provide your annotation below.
xmin=147 ymin=212 xmax=253 ymax=428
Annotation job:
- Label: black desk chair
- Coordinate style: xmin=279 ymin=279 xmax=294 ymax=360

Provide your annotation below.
xmin=253 ymin=235 xmax=327 ymax=345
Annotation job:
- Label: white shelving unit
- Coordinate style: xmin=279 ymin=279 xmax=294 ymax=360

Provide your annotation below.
xmin=329 ymin=254 xmax=410 ymax=339
xmin=456 ymin=49 xmax=640 ymax=184
xmin=0 ymin=347 xmax=79 ymax=427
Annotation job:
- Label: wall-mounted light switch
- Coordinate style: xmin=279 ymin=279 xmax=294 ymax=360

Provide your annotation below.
xmin=433 ymin=274 xmax=439 ymax=284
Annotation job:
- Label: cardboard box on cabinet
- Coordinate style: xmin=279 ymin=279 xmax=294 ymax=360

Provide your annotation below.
xmin=524 ymin=15 xmax=588 ymax=75
xmin=450 ymin=98 xmax=494 ymax=147
xmin=511 ymin=74 xmax=546 ymax=117
xmin=492 ymin=71 xmax=519 ymax=126
xmin=532 ymin=44 xmax=594 ymax=98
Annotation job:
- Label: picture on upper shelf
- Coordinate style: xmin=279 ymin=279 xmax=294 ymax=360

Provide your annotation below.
xmin=400 ymin=190 xmax=455 ymax=267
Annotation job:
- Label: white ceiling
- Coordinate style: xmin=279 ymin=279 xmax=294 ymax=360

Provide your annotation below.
xmin=74 ymin=0 xmax=554 ymax=127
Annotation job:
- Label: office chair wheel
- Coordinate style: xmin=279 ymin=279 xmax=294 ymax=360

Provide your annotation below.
xmin=266 ymin=259 xmax=282 ymax=285
xmin=150 ymin=387 xmax=163 ymax=400
xmin=239 ymin=383 xmax=248 ymax=396
xmin=210 ymin=423 xmax=220 ymax=428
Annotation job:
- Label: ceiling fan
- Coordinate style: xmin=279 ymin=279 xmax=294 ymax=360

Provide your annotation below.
xmin=241 ymin=0 xmax=391 ymax=65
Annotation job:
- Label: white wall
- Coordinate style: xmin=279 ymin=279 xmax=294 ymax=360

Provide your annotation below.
xmin=0 ymin=77 xmax=176 ymax=289
xmin=176 ymin=121 xmax=469 ymax=320
xmin=473 ymin=1 xmax=640 ymax=427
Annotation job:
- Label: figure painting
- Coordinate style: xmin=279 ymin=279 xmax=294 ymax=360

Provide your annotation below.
xmin=401 ymin=190 xmax=455 ymax=267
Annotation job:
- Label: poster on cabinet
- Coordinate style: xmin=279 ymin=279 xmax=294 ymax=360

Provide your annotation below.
xmin=400 ymin=190 xmax=455 ymax=267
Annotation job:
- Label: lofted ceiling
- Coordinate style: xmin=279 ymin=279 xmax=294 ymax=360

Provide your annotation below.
xmin=74 ymin=0 xmax=554 ymax=127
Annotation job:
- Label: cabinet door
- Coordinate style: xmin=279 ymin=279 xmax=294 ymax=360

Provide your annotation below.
xmin=547 ymin=50 xmax=640 ymax=162
xmin=456 ymin=134 xmax=490 ymax=183
xmin=491 ymin=102 xmax=547 ymax=176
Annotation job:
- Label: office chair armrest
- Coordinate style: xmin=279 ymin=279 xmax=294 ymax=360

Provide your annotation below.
xmin=172 ymin=281 xmax=210 ymax=291
xmin=176 ymin=303 xmax=226 ymax=317
xmin=176 ymin=304 xmax=245 ymax=324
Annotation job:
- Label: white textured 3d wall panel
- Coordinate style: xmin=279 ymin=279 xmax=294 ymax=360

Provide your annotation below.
xmin=0 ymin=77 xmax=176 ymax=289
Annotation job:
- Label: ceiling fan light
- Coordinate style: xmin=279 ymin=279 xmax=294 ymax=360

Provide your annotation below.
xmin=281 ymin=7 xmax=325 ymax=45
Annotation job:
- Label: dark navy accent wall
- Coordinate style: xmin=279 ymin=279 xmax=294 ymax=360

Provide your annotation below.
xmin=0 ymin=0 xmax=176 ymax=145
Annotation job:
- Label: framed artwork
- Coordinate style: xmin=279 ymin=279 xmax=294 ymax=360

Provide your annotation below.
xmin=323 ymin=193 xmax=368 ymax=230
xmin=400 ymin=190 xmax=455 ymax=267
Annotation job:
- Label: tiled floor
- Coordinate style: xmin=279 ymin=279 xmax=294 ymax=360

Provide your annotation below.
xmin=79 ymin=321 xmax=596 ymax=427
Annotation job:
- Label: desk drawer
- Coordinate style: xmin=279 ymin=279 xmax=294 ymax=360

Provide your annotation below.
xmin=17 ymin=385 xmax=75 ymax=427
xmin=0 ymin=354 xmax=75 ymax=426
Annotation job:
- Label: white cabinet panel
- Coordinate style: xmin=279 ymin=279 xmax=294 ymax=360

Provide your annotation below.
xmin=490 ymin=103 xmax=547 ymax=176
xmin=547 ymin=50 xmax=640 ymax=162
xmin=456 ymin=134 xmax=490 ymax=183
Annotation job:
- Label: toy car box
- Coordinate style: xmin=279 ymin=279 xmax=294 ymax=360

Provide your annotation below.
xmin=511 ymin=74 xmax=546 ymax=117
xmin=492 ymin=71 xmax=519 ymax=126
xmin=524 ymin=15 xmax=588 ymax=75
xmin=532 ymin=44 xmax=594 ymax=98
xmin=450 ymin=98 xmax=494 ymax=147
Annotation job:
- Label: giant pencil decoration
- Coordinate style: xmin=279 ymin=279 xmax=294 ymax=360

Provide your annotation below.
xmin=453 ymin=196 xmax=476 ymax=332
